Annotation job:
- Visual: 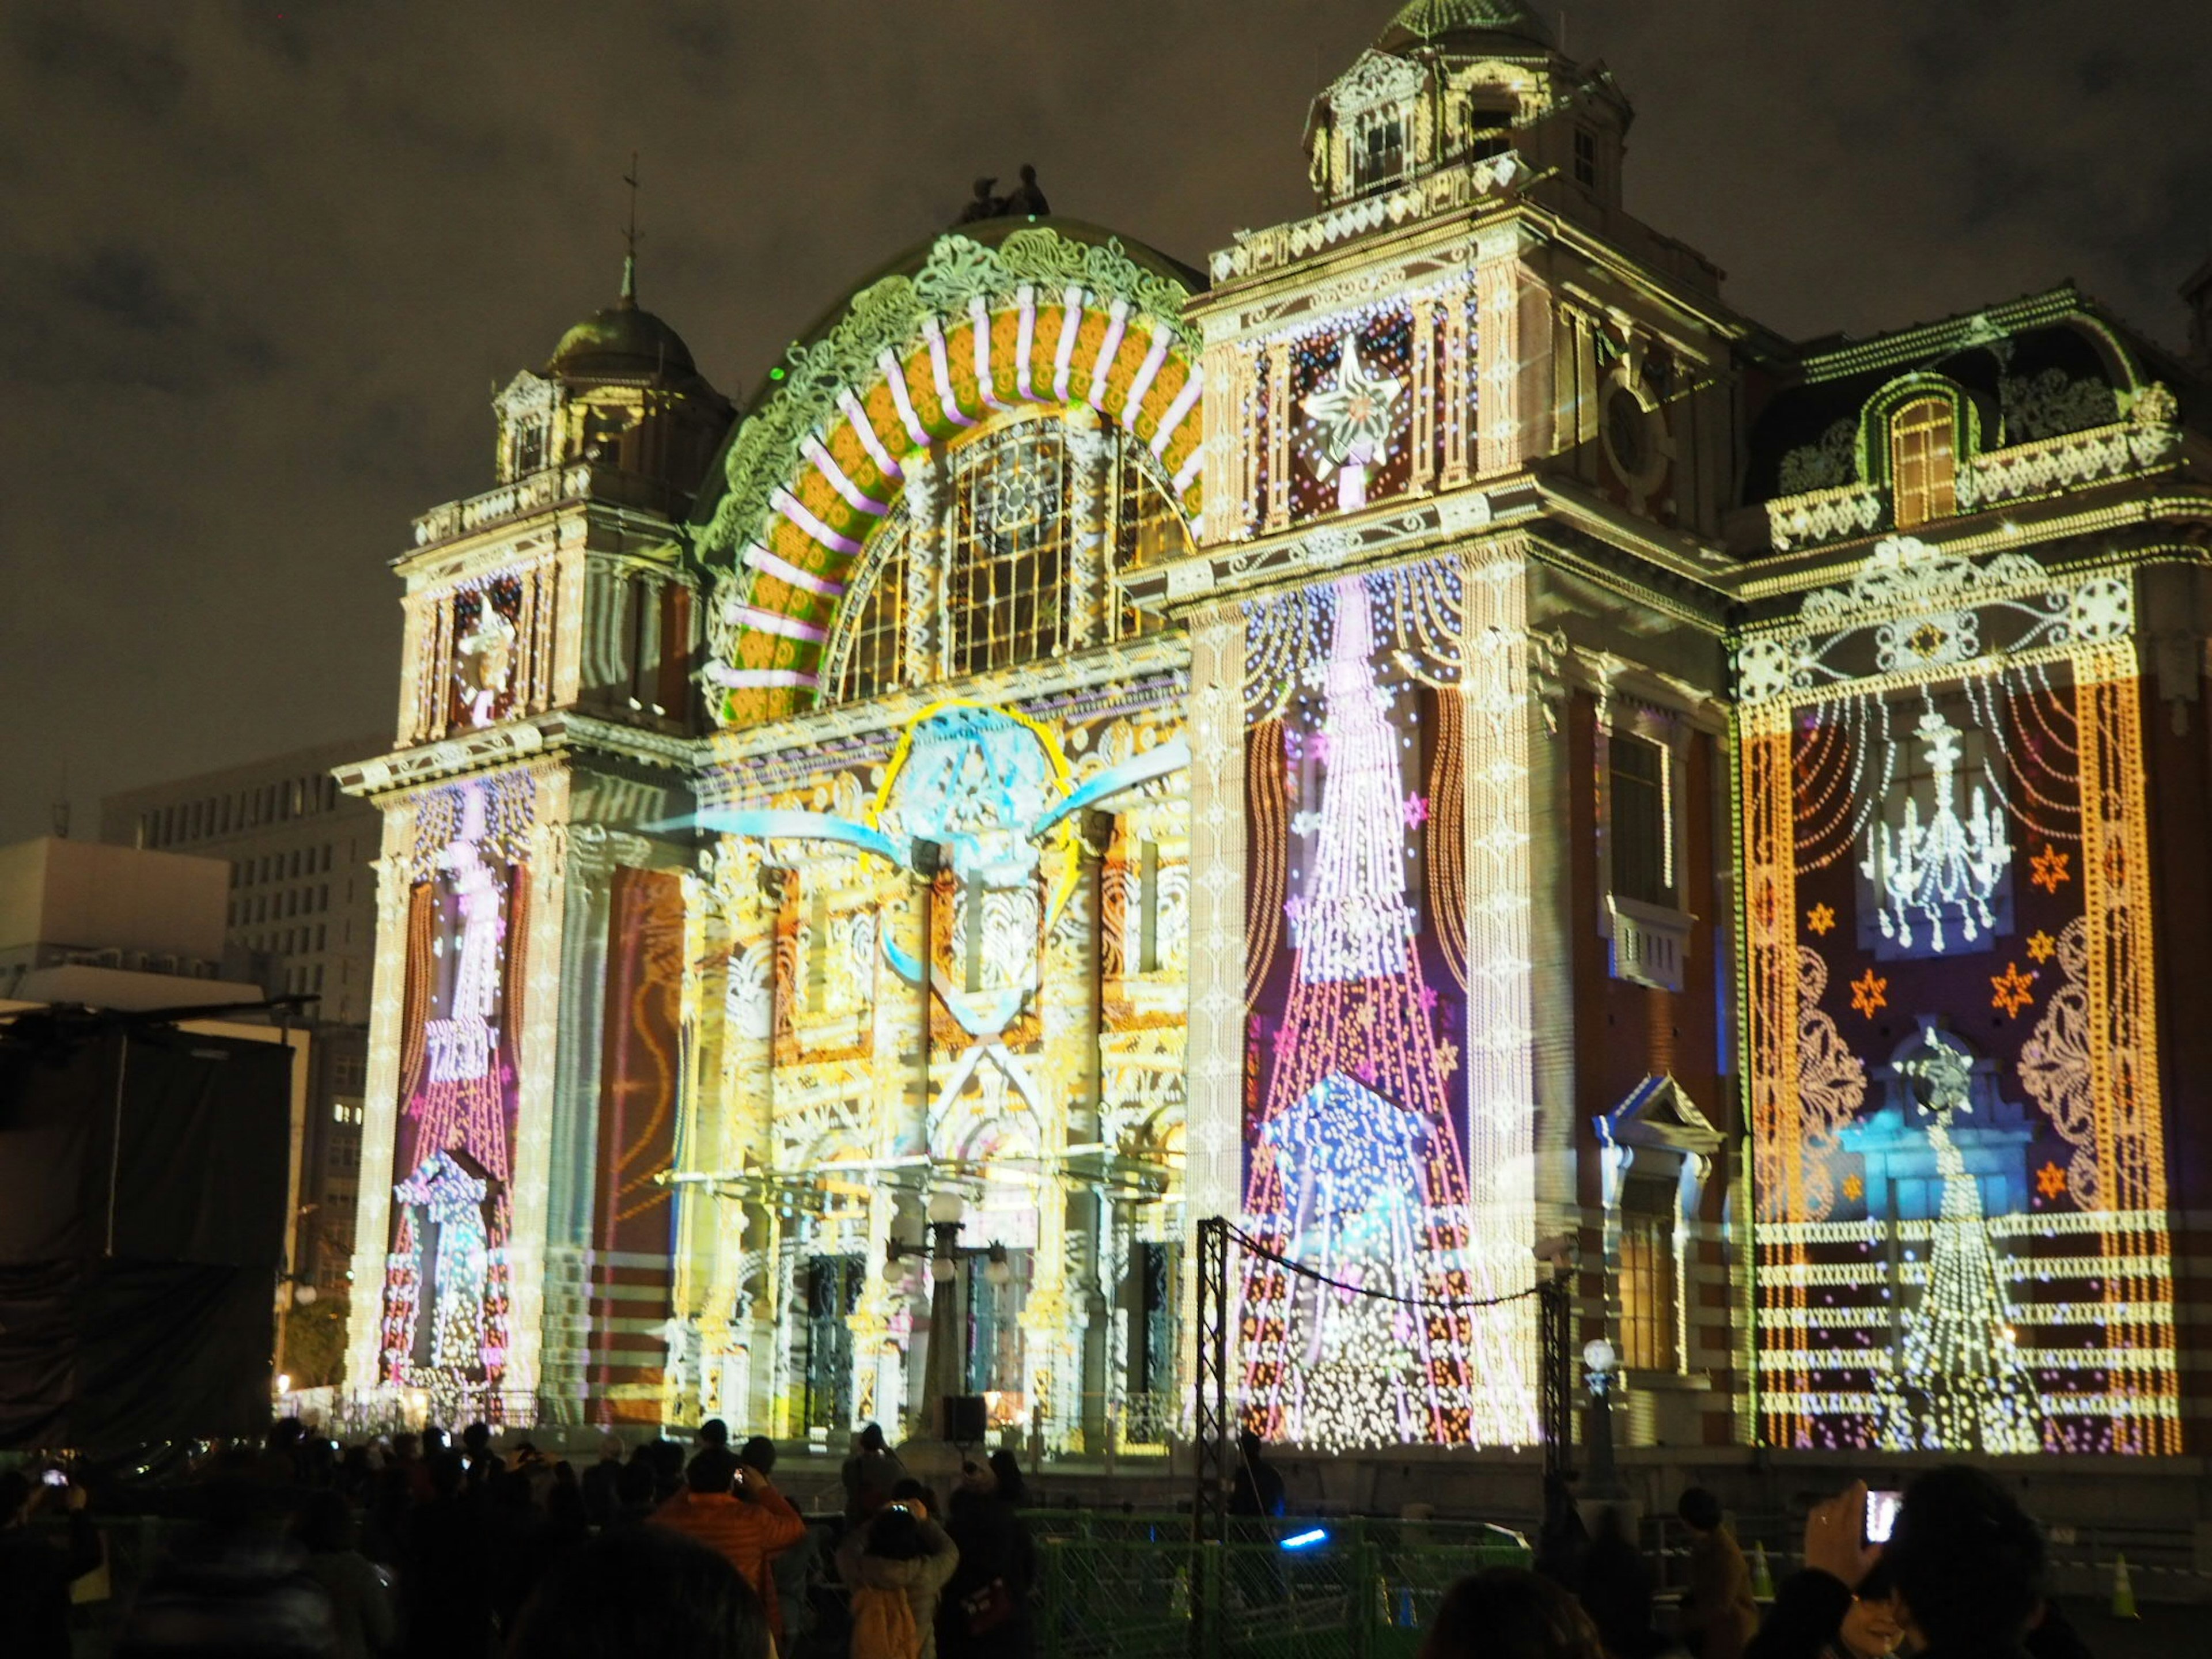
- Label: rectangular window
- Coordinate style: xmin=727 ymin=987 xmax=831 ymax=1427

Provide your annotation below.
xmin=1466 ymin=103 xmax=1513 ymax=162
xmin=1574 ymin=127 xmax=1598 ymax=188
xmin=1619 ymin=1180 xmax=1680 ymax=1372
xmin=1609 ymin=732 xmax=1675 ymax=908
xmin=963 ymin=871 xmax=986 ymax=995
xmin=1354 ymin=113 xmax=1406 ymax=192
xmin=805 ymin=889 xmax=830 ymax=1010
xmin=1891 ymin=397 xmax=1957 ymax=529
xmin=1138 ymin=839 xmax=1161 ymax=975
xmin=949 ymin=426 xmax=1070 ymax=676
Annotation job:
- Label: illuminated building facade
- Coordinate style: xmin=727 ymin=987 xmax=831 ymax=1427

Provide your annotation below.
xmin=342 ymin=1 xmax=2211 ymax=1456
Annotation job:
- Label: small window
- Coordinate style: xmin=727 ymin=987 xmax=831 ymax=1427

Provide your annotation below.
xmin=1609 ymin=732 xmax=1675 ymax=908
xmin=1574 ymin=127 xmax=1598 ymax=189
xmin=1138 ymin=839 xmax=1161 ymax=975
xmin=1353 ymin=113 xmax=1406 ymax=192
xmin=834 ymin=547 xmax=908 ymax=703
xmin=1890 ymin=396 xmax=1957 ymax=529
xmin=1466 ymin=103 xmax=1513 ymax=162
xmin=1619 ymin=1179 xmax=1680 ymax=1372
xmin=806 ymin=889 xmax=830 ymax=1010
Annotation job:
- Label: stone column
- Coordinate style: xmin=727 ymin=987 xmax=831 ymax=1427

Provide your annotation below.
xmin=704 ymin=840 xmax=778 ymax=1429
xmin=503 ymin=766 xmax=575 ymax=1421
xmin=536 ymin=822 xmax=622 ymax=1425
xmin=1180 ymin=603 xmax=1247 ymax=1426
xmin=343 ymin=802 xmax=425 ymax=1396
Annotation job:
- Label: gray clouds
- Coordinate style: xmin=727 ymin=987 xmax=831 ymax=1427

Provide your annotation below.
xmin=1 ymin=1 xmax=2204 ymax=841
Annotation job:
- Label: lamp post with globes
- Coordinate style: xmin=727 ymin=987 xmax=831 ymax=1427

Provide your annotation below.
xmin=885 ymin=1190 xmax=1015 ymax=1443
xmin=1581 ymin=1336 xmax=1626 ymax=1499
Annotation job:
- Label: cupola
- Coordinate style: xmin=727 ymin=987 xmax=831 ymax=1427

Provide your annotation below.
xmin=1305 ymin=0 xmax=1632 ymax=217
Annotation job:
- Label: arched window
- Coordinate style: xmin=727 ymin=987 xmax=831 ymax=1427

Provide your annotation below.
xmin=831 ymin=544 xmax=907 ymax=704
xmin=1112 ymin=446 xmax=1190 ymax=642
xmin=1889 ymin=396 xmax=1957 ymax=530
xmin=949 ymin=424 xmax=1070 ymax=676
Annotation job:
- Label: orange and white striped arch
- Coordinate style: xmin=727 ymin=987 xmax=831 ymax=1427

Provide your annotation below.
xmin=698 ymin=228 xmax=1207 ymax=725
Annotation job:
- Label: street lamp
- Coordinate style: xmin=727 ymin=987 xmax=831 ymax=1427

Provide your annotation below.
xmin=889 ymin=1195 xmax=1014 ymax=1442
xmin=1581 ymin=1336 xmax=1624 ymax=1499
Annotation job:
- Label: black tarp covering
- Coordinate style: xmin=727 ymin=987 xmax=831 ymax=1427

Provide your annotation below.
xmin=0 ymin=1016 xmax=293 ymax=1452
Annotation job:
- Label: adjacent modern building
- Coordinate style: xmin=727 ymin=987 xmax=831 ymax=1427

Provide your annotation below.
xmin=338 ymin=0 xmax=2212 ymax=1472
xmin=102 ymin=735 xmax=385 ymax=1025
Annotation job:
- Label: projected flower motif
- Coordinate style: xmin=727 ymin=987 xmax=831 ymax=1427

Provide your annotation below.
xmin=2025 ymin=929 xmax=2056 ymax=964
xmin=1301 ymin=335 xmax=1403 ymax=512
xmin=1990 ymin=961 xmax=2037 ymax=1018
xmin=1806 ymin=903 xmax=1836 ymax=937
xmin=1843 ymin=1172 xmax=1865 ymax=1202
xmin=1849 ymin=969 xmax=1889 ymax=1019
xmin=2036 ymin=1161 xmax=2068 ymax=1200
xmin=1402 ymin=791 xmax=1430 ymax=830
xmin=2030 ymin=845 xmax=2071 ymax=893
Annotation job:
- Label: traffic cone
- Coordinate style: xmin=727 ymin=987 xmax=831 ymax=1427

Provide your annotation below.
xmin=2110 ymin=1552 xmax=2138 ymax=1620
xmin=1750 ymin=1541 xmax=1775 ymax=1602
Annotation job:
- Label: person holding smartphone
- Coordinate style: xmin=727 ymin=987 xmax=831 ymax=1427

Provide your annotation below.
xmin=0 ymin=1467 xmax=103 ymax=1659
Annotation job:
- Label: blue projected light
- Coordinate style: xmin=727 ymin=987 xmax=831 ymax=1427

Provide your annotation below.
xmin=1281 ymin=1528 xmax=1330 ymax=1551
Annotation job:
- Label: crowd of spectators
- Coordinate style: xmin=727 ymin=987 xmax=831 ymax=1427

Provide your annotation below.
xmin=1422 ymin=1465 xmax=2098 ymax=1659
xmin=2 ymin=1415 xmax=1037 ymax=1659
xmin=5 ymin=1423 xmax=2110 ymax=1659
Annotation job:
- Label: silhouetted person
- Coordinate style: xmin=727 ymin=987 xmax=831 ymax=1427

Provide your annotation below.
xmin=1228 ymin=1430 xmax=1284 ymax=1520
xmin=737 ymin=1436 xmax=777 ymax=1480
xmin=486 ymin=1465 xmax=557 ymax=1641
xmin=940 ymin=1458 xmax=1036 ymax=1659
xmin=651 ymin=1448 xmax=806 ymax=1646
xmin=295 ymin=1490 xmax=395 ymax=1659
xmin=842 ymin=1423 xmax=908 ymax=1524
xmin=579 ymin=1435 xmax=624 ymax=1529
xmin=1422 ymin=1567 xmax=1607 ymax=1659
xmin=0 ymin=1469 xmax=103 ymax=1659
xmin=1003 ymin=165 xmax=1050 ymax=217
xmin=956 ymin=178 xmax=1004 ymax=225
xmin=1676 ymin=1489 xmax=1755 ymax=1659
xmin=401 ymin=1453 xmax=491 ymax=1659
xmin=506 ymin=1525 xmax=770 ymax=1659
xmin=840 ymin=1502 xmax=959 ymax=1659
xmin=116 ymin=1472 xmax=339 ymax=1659
xmin=1579 ymin=1506 xmax=1672 ymax=1658
xmin=1536 ymin=1472 xmax=1590 ymax=1594
xmin=699 ymin=1418 xmax=730 ymax=1452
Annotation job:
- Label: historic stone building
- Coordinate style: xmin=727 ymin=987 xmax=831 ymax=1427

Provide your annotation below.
xmin=342 ymin=0 xmax=2212 ymax=1465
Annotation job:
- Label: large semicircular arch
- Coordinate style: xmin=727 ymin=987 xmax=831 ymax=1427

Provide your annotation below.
xmin=698 ymin=224 xmax=1207 ymax=725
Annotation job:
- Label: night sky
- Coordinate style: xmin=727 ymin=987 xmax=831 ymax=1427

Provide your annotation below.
xmin=3 ymin=1 xmax=2207 ymax=844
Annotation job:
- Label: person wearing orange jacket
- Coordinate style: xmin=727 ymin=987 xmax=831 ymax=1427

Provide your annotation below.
xmin=649 ymin=1444 xmax=809 ymax=1641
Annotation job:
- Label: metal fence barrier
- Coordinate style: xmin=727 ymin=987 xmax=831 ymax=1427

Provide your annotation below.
xmin=1027 ymin=1516 xmax=1529 ymax=1659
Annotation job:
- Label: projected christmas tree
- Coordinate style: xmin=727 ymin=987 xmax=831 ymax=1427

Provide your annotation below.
xmin=1877 ymin=1031 xmax=2044 ymax=1453
xmin=1241 ymin=578 xmax=1518 ymax=1449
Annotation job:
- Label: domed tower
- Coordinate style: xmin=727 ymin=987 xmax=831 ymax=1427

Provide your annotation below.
xmin=1304 ymin=0 xmax=1631 ymax=220
xmin=494 ymin=256 xmax=734 ymax=514
xmin=1164 ymin=0 xmax=1747 ymax=1456
xmin=338 ymin=259 xmax=736 ymax=1429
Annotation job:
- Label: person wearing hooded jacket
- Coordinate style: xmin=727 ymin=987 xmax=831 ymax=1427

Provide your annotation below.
xmin=839 ymin=1500 xmax=958 ymax=1659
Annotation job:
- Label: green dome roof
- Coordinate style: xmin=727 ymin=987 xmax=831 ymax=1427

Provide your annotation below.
xmin=549 ymin=259 xmax=699 ymax=382
xmin=1380 ymin=0 xmax=1555 ymax=51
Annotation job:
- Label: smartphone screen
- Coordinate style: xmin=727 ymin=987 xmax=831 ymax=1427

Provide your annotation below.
xmin=1864 ymin=1488 xmax=1902 ymax=1544
xmin=41 ymin=1468 xmax=69 ymax=1488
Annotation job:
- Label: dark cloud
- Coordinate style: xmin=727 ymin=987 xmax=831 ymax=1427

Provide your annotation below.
xmin=2 ymin=0 xmax=2207 ymax=840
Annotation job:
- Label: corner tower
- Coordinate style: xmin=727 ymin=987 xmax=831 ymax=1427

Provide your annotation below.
xmin=339 ymin=263 xmax=736 ymax=1427
xmin=1141 ymin=0 xmax=1758 ymax=1452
